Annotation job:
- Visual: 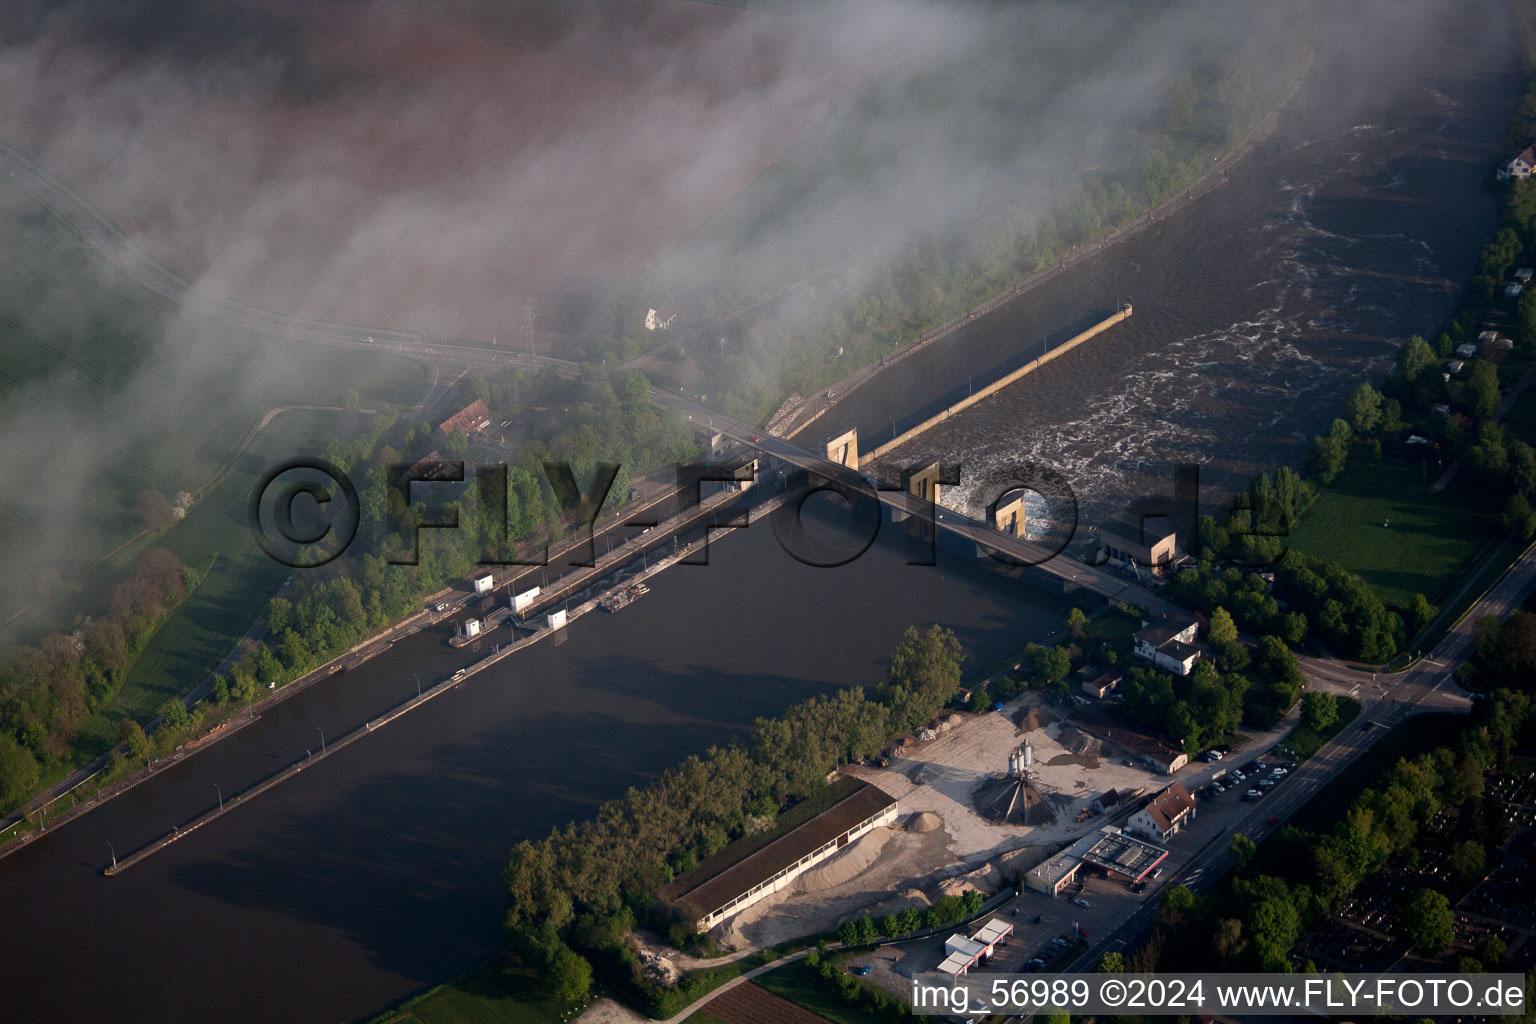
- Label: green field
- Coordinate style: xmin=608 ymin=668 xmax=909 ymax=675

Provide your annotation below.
xmin=752 ymin=959 xmax=893 ymax=1024
xmin=681 ymin=1011 xmax=733 ymax=1024
xmin=369 ymin=964 xmax=581 ymax=1024
xmin=106 ymin=409 xmax=368 ymax=722
xmin=1287 ymin=459 xmax=1497 ymax=608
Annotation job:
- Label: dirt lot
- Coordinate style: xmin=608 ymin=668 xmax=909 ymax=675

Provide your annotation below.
xmin=712 ymin=693 xmax=1183 ymax=950
xmin=0 ymin=0 xmax=871 ymax=340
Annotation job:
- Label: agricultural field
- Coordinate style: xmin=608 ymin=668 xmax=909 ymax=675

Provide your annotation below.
xmin=703 ymin=980 xmax=835 ymax=1024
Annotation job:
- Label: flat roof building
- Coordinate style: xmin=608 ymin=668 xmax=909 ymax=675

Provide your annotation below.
xmin=937 ymin=918 xmax=1015 ymax=976
xmin=1080 ymin=827 xmax=1169 ymax=883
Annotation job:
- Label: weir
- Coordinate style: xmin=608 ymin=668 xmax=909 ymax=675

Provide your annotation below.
xmin=862 ymin=302 xmax=1133 ymax=463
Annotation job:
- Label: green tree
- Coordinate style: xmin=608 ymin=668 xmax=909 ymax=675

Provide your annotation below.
xmin=1399 ymin=888 xmax=1454 ymax=956
xmin=547 ymin=947 xmax=592 ymax=1002
xmin=1396 ymin=334 xmax=1435 ymax=383
xmin=1301 ymin=691 xmax=1339 ymax=732
xmin=1208 ymin=606 xmax=1239 ymax=647
xmin=1343 ymin=383 xmax=1383 ymax=435
xmin=1448 ymin=840 xmax=1486 ymax=886
xmin=1502 ymin=494 xmax=1536 ymax=541
xmin=1407 ymin=594 xmax=1438 ymax=638
xmin=1310 ymin=419 xmax=1352 ymax=484
xmin=1230 ymin=833 xmax=1258 ymax=873
xmin=1067 ymin=607 xmax=1088 ymax=639
xmin=0 ymin=734 xmax=40 ymax=810
xmin=118 ymin=718 xmax=152 ymax=763
xmin=1467 ymin=361 xmax=1501 ymax=420
xmin=1097 ymin=952 xmax=1126 ymax=972
xmin=159 ymin=700 xmax=190 ymax=734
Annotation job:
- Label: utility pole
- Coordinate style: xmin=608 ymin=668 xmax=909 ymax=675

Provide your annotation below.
xmin=109 ymin=842 xmax=116 ymax=870
xmin=523 ymin=297 xmax=537 ymax=358
xmin=215 ymin=784 xmax=222 ymax=811
xmin=317 ymin=727 xmax=325 ymax=754
xmin=413 ymin=672 xmax=421 ymax=697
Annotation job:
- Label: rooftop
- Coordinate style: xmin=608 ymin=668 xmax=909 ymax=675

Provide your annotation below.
xmin=1081 ymin=828 xmax=1168 ymax=881
xmin=666 ymin=778 xmax=895 ymax=918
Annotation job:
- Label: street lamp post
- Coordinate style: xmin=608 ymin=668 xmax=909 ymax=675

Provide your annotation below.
xmin=215 ymin=784 xmax=222 ymax=811
xmin=317 ymin=727 xmax=326 ymax=754
xmin=108 ymin=842 xmax=116 ymax=870
xmin=413 ymin=672 xmax=421 ymax=697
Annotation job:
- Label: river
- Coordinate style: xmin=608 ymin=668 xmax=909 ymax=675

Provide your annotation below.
xmin=0 ymin=4 xmax=1523 ymax=1021
xmin=837 ymin=4 xmax=1518 ymax=537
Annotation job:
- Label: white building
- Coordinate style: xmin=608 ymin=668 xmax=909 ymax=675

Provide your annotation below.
xmin=1499 ymin=144 xmax=1536 ymax=181
xmin=1128 ymin=783 xmax=1197 ymax=843
xmin=644 ymin=302 xmax=677 ymax=331
xmin=938 ymin=919 xmax=1015 ymax=976
xmin=1132 ymin=615 xmax=1201 ymax=676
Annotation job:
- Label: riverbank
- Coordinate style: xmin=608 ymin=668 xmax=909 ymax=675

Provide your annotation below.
xmin=770 ymin=46 xmax=1316 ymax=444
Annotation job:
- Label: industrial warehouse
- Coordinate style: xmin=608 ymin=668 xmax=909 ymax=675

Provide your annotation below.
xmin=1025 ymin=826 xmax=1169 ymax=896
xmin=666 ymin=779 xmax=899 ymax=933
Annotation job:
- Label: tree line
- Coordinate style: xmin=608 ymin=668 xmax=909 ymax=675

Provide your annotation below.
xmin=0 ymin=548 xmax=197 ymax=811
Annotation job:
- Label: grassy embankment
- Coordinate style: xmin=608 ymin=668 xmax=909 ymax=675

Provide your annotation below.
xmin=366 ymin=963 xmax=585 ymax=1024
xmin=1282 ymin=695 xmax=1362 ymax=761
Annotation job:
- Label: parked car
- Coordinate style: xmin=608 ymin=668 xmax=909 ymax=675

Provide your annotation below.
xmin=1074 ymin=898 xmax=1091 ymax=908
xmin=1272 ymin=767 xmax=1289 ymax=777
xmin=852 ymin=965 xmax=872 ymax=976
xmin=1244 ymin=788 xmax=1262 ymax=800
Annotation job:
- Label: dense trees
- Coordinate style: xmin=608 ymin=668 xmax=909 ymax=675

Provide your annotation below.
xmin=1399 ymin=888 xmax=1455 ymax=956
xmin=1273 ymin=551 xmax=1401 ymax=661
xmin=0 ymin=548 xmax=195 ymax=811
xmin=1461 ymin=612 xmax=1536 ymax=691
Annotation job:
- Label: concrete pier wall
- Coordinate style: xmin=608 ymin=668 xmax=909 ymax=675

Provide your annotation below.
xmin=863 ymin=303 xmax=1132 ymax=464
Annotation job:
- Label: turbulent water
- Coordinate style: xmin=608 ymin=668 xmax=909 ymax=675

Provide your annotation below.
xmin=840 ymin=15 xmax=1516 ymax=540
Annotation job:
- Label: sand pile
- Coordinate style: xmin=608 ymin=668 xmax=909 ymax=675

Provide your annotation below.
xmin=1058 ymin=727 xmax=1102 ymax=757
xmin=791 ymin=827 xmax=894 ymax=892
xmin=908 ymin=811 xmax=943 ymax=833
xmin=1015 ymin=707 xmax=1047 ymax=733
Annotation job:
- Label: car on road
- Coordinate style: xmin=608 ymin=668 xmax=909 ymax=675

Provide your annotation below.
xmin=1362 ymin=721 xmax=1377 ymax=731
xmin=1244 ymin=788 xmax=1262 ymax=800
xmin=852 ymin=965 xmax=872 ymax=976
xmin=749 ymin=434 xmax=760 ymax=442
xmin=1073 ymin=898 xmax=1091 ymax=908
xmin=1268 ymin=815 xmax=1281 ymax=825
